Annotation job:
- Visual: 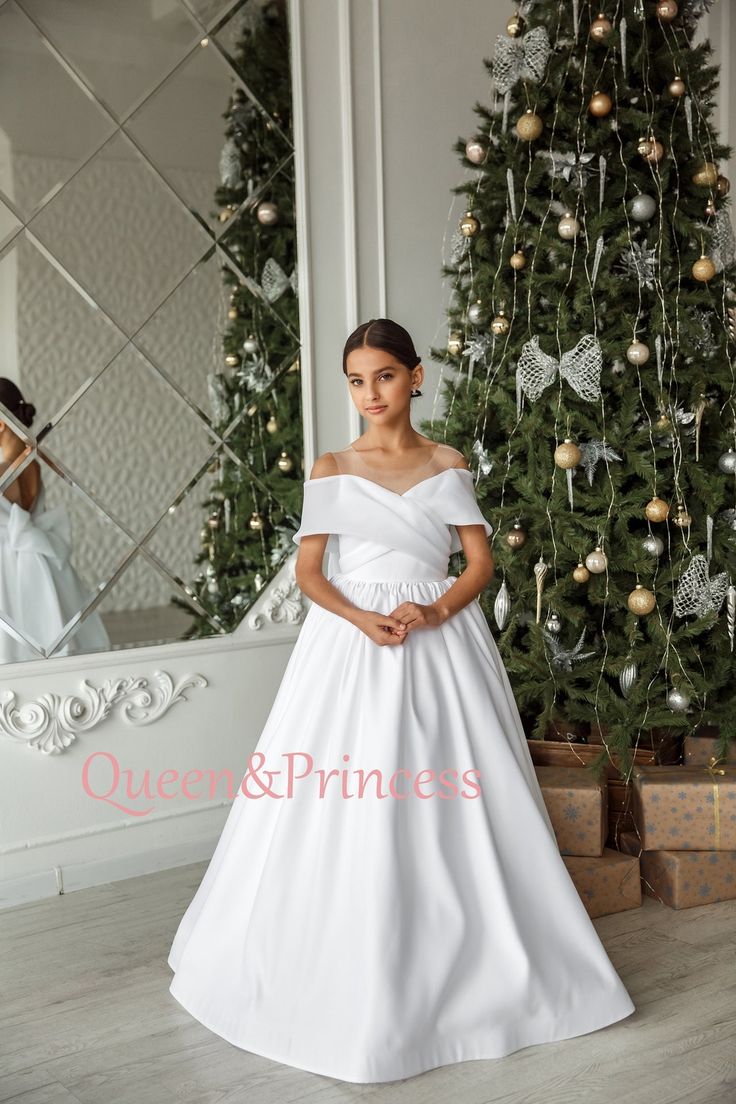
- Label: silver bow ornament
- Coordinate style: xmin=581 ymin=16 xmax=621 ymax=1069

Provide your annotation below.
xmin=517 ymin=334 xmax=603 ymax=406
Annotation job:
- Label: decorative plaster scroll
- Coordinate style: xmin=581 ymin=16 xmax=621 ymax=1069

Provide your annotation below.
xmin=245 ymin=558 xmax=309 ymax=631
xmin=0 ymin=670 xmax=208 ymax=755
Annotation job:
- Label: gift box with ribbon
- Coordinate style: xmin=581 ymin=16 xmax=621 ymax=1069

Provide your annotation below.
xmin=561 ymin=847 xmax=642 ymax=918
xmin=631 ymin=758 xmax=736 ymax=851
xmin=619 ymin=829 xmax=736 ymax=909
xmin=683 ymin=730 xmax=736 ymax=767
xmin=533 ymin=764 xmax=607 ymax=856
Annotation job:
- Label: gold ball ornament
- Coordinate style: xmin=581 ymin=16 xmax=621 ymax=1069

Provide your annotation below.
xmin=626 ymin=340 xmax=650 ymax=365
xmin=515 ymin=109 xmax=544 ymax=141
xmin=224 ymin=353 xmax=240 ymax=368
xmin=558 ymin=211 xmax=580 ymax=239
xmin=277 ymin=450 xmax=294 ymax=473
xmin=506 ymin=523 xmax=527 ymax=549
xmin=249 ymin=511 xmax=265 ymax=531
xmin=692 ymin=254 xmax=716 ymax=282
xmin=627 ymin=584 xmax=656 ymax=615
xmin=447 ymin=331 xmax=463 ymax=356
xmin=589 ymin=90 xmax=613 ymax=117
xmin=655 ymin=413 xmax=671 ymax=431
xmin=705 ymin=198 xmax=717 ymax=217
xmin=491 ymin=309 xmax=510 ymax=336
xmin=207 ymin=512 xmax=219 ymax=530
xmin=669 ymin=75 xmax=686 ymax=97
xmin=691 ymin=161 xmax=719 ymax=187
xmin=645 ymin=496 xmax=670 ymax=522
xmin=510 ymin=250 xmax=527 ymax=270
xmin=506 ymin=12 xmax=525 ymax=37
xmin=218 ymin=204 xmax=235 ymax=223
xmin=637 ymin=136 xmax=664 ymax=163
xmin=716 ymin=175 xmax=731 ymax=197
xmin=573 ymin=562 xmax=591 ymax=583
xmin=590 ymin=13 xmax=613 ymax=41
xmin=460 ymin=211 xmax=480 ymax=237
xmin=585 ymin=546 xmax=608 ymax=574
xmin=227 ymin=306 xmax=238 ymax=320
xmin=656 ymin=0 xmax=678 ymax=21
xmin=554 ymin=438 xmax=582 ymax=469
xmin=672 ymin=504 xmax=692 ymax=528
xmin=266 ymin=415 xmax=278 ymax=433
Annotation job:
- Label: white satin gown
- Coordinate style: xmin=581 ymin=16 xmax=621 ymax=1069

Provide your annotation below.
xmin=167 ymin=442 xmax=635 ymax=1083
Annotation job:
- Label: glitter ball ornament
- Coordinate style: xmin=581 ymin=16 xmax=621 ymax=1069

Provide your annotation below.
xmin=656 ymin=0 xmax=678 ymax=21
xmin=515 ymin=109 xmax=544 ymax=141
xmin=510 ymin=250 xmax=527 ymax=270
xmin=628 ymin=193 xmax=657 ymax=221
xmin=667 ymin=687 xmax=690 ymax=712
xmin=589 ymin=90 xmax=612 ymax=117
xmin=585 ymin=546 xmax=608 ymax=574
xmin=558 ymin=212 xmax=580 ymax=239
xmin=637 ymin=136 xmax=664 ymax=163
xmin=491 ymin=309 xmax=510 ymax=336
xmin=460 ymin=211 xmax=480 ymax=237
xmin=506 ymin=523 xmax=527 ymax=548
xmin=465 ymin=138 xmax=487 ymax=164
xmin=447 ymin=331 xmax=463 ymax=356
xmin=626 ymin=340 xmax=650 ymax=365
xmin=669 ymin=75 xmax=686 ymax=97
xmin=692 ymin=161 xmax=719 ymax=186
xmin=506 ymin=12 xmax=525 ymax=36
xmin=692 ymin=254 xmax=716 ymax=282
xmin=573 ymin=561 xmax=590 ymax=583
xmin=628 ymin=584 xmax=656 ymax=615
xmin=256 ymin=200 xmax=278 ymax=225
xmin=590 ymin=13 xmax=613 ymax=41
xmin=645 ymin=497 xmax=670 ymax=522
xmin=718 ymin=448 xmax=736 ymax=474
xmin=554 ymin=439 xmax=581 ymax=469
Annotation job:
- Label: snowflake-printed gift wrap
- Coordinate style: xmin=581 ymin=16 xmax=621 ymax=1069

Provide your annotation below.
xmin=631 ymin=760 xmax=736 ymax=851
xmin=533 ymin=765 xmax=608 ymax=857
xmin=619 ymin=830 xmax=736 ymax=910
xmin=683 ymin=730 xmax=736 ymax=767
xmin=561 ymin=848 xmax=642 ymax=919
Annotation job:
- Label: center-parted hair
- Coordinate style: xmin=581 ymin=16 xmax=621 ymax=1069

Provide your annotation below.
xmin=342 ymin=318 xmax=423 ymax=397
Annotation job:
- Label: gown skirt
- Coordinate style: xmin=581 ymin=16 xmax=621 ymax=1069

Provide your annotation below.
xmin=167 ymin=468 xmax=635 ymax=1083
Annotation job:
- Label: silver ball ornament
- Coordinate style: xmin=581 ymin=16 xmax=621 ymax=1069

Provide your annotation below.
xmin=642 ymin=535 xmax=664 ymax=556
xmin=718 ymin=448 xmax=736 ymax=474
xmin=256 ymin=200 xmax=278 ymax=225
xmin=467 ymin=300 xmax=485 ymax=325
xmin=627 ymin=193 xmax=657 ymax=222
xmin=626 ymin=340 xmax=650 ymax=365
xmin=585 ymin=546 xmax=608 ymax=574
xmin=465 ymin=138 xmax=487 ymax=164
xmin=545 ymin=613 xmax=562 ymax=634
xmin=666 ymin=687 xmax=691 ymax=713
xmin=557 ymin=212 xmax=580 ymax=240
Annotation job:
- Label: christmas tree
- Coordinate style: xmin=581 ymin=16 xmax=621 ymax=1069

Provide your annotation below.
xmin=424 ymin=0 xmax=736 ymax=775
xmin=174 ymin=0 xmax=303 ymax=638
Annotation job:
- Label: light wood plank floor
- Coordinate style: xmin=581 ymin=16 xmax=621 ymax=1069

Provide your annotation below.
xmin=1 ymin=862 xmax=735 ymax=1104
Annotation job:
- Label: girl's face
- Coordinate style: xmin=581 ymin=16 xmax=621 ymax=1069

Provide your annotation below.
xmin=345 ymin=347 xmax=422 ymax=420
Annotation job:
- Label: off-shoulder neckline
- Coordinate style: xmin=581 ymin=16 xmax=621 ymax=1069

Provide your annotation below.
xmin=304 ymin=466 xmax=473 ymax=499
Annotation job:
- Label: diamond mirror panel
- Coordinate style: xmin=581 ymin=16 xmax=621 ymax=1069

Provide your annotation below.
xmin=0 ymin=0 xmax=302 ymax=664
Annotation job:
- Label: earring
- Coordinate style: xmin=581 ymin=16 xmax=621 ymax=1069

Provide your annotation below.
xmin=411 ymin=387 xmax=422 ymax=397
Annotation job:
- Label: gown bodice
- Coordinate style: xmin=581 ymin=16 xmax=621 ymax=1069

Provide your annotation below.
xmin=292 ymin=443 xmax=493 ymax=582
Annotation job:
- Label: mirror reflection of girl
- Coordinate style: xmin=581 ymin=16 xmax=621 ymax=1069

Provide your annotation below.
xmin=0 ymin=379 xmax=111 ymax=662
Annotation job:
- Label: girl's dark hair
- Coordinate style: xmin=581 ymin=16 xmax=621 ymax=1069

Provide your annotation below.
xmin=342 ymin=318 xmax=423 ymax=397
xmin=0 ymin=378 xmax=36 ymax=428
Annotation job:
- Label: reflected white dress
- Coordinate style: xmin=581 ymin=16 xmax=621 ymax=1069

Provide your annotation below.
xmin=0 ymin=481 xmax=110 ymax=661
xmin=167 ymin=442 xmax=635 ymax=1083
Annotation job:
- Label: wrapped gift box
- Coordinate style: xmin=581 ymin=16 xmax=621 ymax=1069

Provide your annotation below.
xmin=683 ymin=728 xmax=736 ymax=767
xmin=632 ymin=763 xmax=736 ymax=851
xmin=562 ymin=848 xmax=641 ymax=918
xmin=619 ymin=830 xmax=736 ymax=909
xmin=534 ymin=765 xmax=607 ymax=856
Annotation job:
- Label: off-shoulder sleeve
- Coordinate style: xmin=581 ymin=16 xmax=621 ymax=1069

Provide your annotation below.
xmin=443 ymin=470 xmax=493 ymax=554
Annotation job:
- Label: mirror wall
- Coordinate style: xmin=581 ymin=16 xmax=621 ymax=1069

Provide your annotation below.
xmin=0 ymin=0 xmax=302 ymax=664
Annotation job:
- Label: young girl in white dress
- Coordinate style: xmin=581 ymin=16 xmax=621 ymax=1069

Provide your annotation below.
xmin=168 ymin=318 xmax=635 ymax=1083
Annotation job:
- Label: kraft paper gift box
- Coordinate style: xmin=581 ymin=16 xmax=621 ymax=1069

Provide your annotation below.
xmin=562 ymin=848 xmax=642 ymax=918
xmin=631 ymin=760 xmax=736 ymax=851
xmin=534 ymin=765 xmax=607 ymax=857
xmin=619 ymin=829 xmax=736 ymax=909
xmin=683 ymin=730 xmax=736 ymax=767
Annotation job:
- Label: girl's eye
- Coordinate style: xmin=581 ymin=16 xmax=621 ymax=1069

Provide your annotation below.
xmin=349 ymin=373 xmax=393 ymax=385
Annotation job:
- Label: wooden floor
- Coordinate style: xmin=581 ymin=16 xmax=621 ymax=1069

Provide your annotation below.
xmin=1 ymin=862 xmax=735 ymax=1104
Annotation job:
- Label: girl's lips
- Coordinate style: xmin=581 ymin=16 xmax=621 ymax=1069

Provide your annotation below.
xmin=366 ymin=406 xmax=387 ymax=413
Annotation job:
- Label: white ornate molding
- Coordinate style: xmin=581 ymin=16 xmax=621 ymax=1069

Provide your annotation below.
xmin=0 ymin=670 xmax=208 ymax=755
xmin=244 ymin=554 xmax=310 ymax=631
